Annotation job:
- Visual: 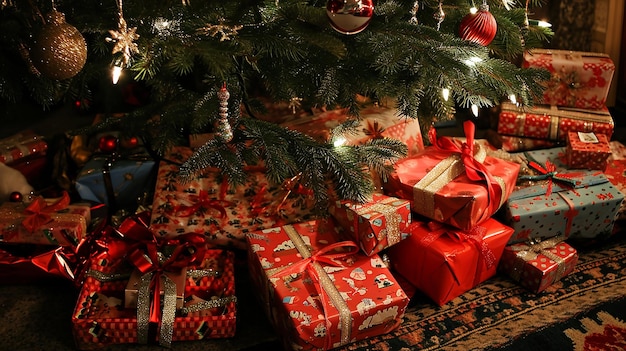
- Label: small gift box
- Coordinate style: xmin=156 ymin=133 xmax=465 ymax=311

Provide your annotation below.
xmin=522 ymin=49 xmax=615 ymax=109
xmin=0 ymin=192 xmax=90 ymax=246
xmin=386 ymin=218 xmax=513 ymax=306
xmin=72 ymin=214 xmax=237 ymax=350
xmin=149 ymin=146 xmax=316 ymax=250
xmin=497 ymin=102 xmax=614 ymax=142
xmin=499 ymin=236 xmax=578 ymax=293
xmin=0 ymin=130 xmax=48 ymax=165
xmin=384 ymin=121 xmax=520 ymax=231
xmin=604 ymin=141 xmax=626 ymax=220
xmin=246 ymin=219 xmax=410 ymax=350
xmin=565 ymin=131 xmax=612 ymax=170
xmin=501 ymin=147 xmax=625 ymax=243
xmin=75 ymin=153 xmax=156 ymax=211
xmin=328 ymin=193 xmax=411 ymax=256
xmin=124 ymin=268 xmax=186 ymax=309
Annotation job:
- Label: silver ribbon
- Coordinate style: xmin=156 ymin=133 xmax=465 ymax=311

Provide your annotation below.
xmin=136 ymin=272 xmax=177 ymax=347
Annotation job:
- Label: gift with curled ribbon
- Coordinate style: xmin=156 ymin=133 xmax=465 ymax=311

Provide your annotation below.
xmin=246 ymin=218 xmax=410 ymax=350
xmin=386 ymin=217 xmax=513 ymax=306
xmin=384 ymin=120 xmax=520 ymax=231
xmin=0 ymin=191 xmax=91 ymax=246
xmin=328 ymin=193 xmax=411 ymax=256
xmin=502 ymin=147 xmax=624 ymax=244
xmin=71 ymin=212 xmax=237 ymax=349
xmin=499 ymin=235 xmax=578 ymax=293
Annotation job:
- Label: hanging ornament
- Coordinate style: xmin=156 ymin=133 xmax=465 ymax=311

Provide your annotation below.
xmin=9 ymin=191 xmax=23 ymax=203
xmin=288 ymin=96 xmax=303 ymax=114
xmin=196 ymin=18 xmax=243 ymax=42
xmin=215 ymin=83 xmax=233 ymax=143
xmin=106 ymin=0 xmax=139 ymax=83
xmin=326 ymin=0 xmax=374 ymax=35
xmin=459 ymin=1 xmax=497 ymax=46
xmin=29 ymin=6 xmax=88 ymax=80
xmin=98 ymin=135 xmax=119 ymax=153
xmin=409 ymin=1 xmax=419 ymax=25
xmin=433 ymin=1 xmax=445 ymax=31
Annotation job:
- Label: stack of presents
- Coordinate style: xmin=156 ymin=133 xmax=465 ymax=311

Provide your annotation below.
xmin=0 ymin=48 xmax=625 ymax=350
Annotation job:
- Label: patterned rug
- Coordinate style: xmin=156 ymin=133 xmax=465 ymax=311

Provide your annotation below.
xmin=333 ymin=231 xmax=626 ymax=351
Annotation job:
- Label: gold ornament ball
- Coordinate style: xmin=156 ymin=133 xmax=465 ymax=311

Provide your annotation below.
xmin=30 ymin=10 xmax=88 ymax=80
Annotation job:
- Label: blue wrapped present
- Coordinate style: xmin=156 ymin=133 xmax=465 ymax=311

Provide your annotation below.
xmin=75 ymin=154 xmax=155 ymax=210
xmin=501 ymin=147 xmax=625 ymax=244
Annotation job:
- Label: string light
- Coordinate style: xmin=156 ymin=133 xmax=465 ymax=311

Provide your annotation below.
xmin=333 ymin=136 xmax=347 ymax=147
xmin=508 ymin=93 xmax=517 ymax=105
xmin=442 ymin=88 xmax=450 ymax=101
xmin=469 ymin=6 xmax=478 ymax=14
xmin=471 ymin=104 xmax=479 ymax=117
xmin=111 ymin=61 xmax=123 ymax=84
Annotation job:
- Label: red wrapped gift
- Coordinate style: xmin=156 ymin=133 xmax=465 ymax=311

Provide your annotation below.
xmin=0 ymin=130 xmax=48 ymax=165
xmin=384 ymin=121 xmax=520 ymax=231
xmin=329 ymin=193 xmax=411 ymax=256
xmin=522 ymin=49 xmax=615 ymax=109
xmin=0 ymin=245 xmax=78 ymax=283
xmin=0 ymin=192 xmax=91 ymax=246
xmin=497 ymin=102 xmax=614 ymax=141
xmin=246 ymin=219 xmax=409 ymax=350
xmin=498 ymin=236 xmax=578 ymax=293
xmin=386 ymin=218 xmax=513 ymax=306
xmin=565 ymin=131 xmax=612 ymax=170
xmin=72 ymin=214 xmax=237 ymax=350
xmin=604 ymin=141 xmax=626 ymax=220
xmin=149 ymin=146 xmax=316 ymax=249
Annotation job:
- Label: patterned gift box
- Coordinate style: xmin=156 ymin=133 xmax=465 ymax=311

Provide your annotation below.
xmin=0 ymin=130 xmax=48 ymax=165
xmin=565 ymin=131 xmax=612 ymax=170
xmin=604 ymin=141 xmax=626 ymax=220
xmin=75 ymin=154 xmax=156 ymax=210
xmin=497 ymin=102 xmax=614 ymax=142
xmin=328 ymin=193 xmax=411 ymax=256
xmin=522 ymin=49 xmax=615 ymax=109
xmin=501 ymin=147 xmax=625 ymax=243
xmin=0 ymin=192 xmax=90 ymax=246
xmin=72 ymin=249 xmax=237 ymax=350
xmin=246 ymin=219 xmax=409 ymax=350
xmin=386 ymin=218 xmax=513 ymax=306
xmin=383 ymin=121 xmax=520 ymax=231
xmin=149 ymin=146 xmax=316 ymax=250
xmin=499 ymin=236 xmax=578 ymax=293
xmin=488 ymin=133 xmax=562 ymax=152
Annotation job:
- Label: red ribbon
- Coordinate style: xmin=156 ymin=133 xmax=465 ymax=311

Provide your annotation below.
xmin=21 ymin=191 xmax=71 ymax=232
xmin=523 ymin=159 xmax=582 ymax=197
xmin=428 ymin=120 xmax=504 ymax=217
xmin=173 ymin=190 xmax=231 ymax=219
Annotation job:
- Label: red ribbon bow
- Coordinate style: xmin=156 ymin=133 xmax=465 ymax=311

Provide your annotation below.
xmin=522 ymin=159 xmax=582 ymax=197
xmin=173 ymin=189 xmax=231 ymax=219
xmin=22 ymin=191 xmax=71 ymax=232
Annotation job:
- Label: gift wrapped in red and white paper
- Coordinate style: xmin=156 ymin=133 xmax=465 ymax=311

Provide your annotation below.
xmin=565 ymin=131 xmax=612 ymax=170
xmin=0 ymin=130 xmax=49 ymax=185
xmin=246 ymin=219 xmax=409 ymax=350
xmin=328 ymin=193 xmax=410 ymax=256
xmin=604 ymin=141 xmax=626 ymax=220
xmin=384 ymin=121 xmax=520 ymax=231
xmin=72 ymin=213 xmax=237 ymax=350
xmin=386 ymin=218 xmax=513 ymax=305
xmin=522 ymin=49 xmax=615 ymax=109
xmin=499 ymin=236 xmax=578 ymax=293
xmin=0 ymin=192 xmax=91 ymax=246
xmin=497 ymin=102 xmax=614 ymax=142
xmin=149 ymin=146 xmax=316 ymax=249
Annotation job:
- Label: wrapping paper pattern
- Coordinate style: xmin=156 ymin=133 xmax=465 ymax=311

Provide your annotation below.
xmin=604 ymin=141 xmax=626 ymax=220
xmin=497 ymin=102 xmax=614 ymax=141
xmin=522 ymin=49 xmax=615 ymax=109
xmin=502 ymin=148 xmax=625 ymax=243
xmin=499 ymin=237 xmax=578 ymax=293
xmin=0 ymin=130 xmax=48 ymax=165
xmin=328 ymin=194 xmax=411 ymax=256
xmin=149 ymin=147 xmax=316 ymax=249
xmin=497 ymin=135 xmax=561 ymax=152
xmin=72 ymin=249 xmax=236 ymax=350
xmin=565 ymin=132 xmax=612 ymax=170
xmin=246 ymin=219 xmax=409 ymax=350
xmin=387 ymin=218 xmax=513 ymax=306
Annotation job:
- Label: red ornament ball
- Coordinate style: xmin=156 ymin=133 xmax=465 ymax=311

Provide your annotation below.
xmin=120 ymin=136 xmax=139 ymax=149
xmin=9 ymin=191 xmax=23 ymax=202
xmin=98 ymin=135 xmax=118 ymax=153
xmin=326 ymin=0 xmax=374 ymax=35
xmin=459 ymin=4 xmax=497 ymax=46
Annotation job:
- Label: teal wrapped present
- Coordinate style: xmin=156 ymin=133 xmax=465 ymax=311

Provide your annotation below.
xmin=75 ymin=154 xmax=155 ymax=211
xmin=501 ymin=147 xmax=625 ymax=243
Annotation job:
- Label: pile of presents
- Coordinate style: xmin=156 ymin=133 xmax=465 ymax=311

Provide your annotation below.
xmin=0 ymin=48 xmax=625 ymax=350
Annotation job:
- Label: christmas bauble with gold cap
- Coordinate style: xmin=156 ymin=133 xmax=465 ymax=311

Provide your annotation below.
xmin=30 ymin=9 xmax=88 ymax=80
xmin=326 ymin=0 xmax=374 ymax=35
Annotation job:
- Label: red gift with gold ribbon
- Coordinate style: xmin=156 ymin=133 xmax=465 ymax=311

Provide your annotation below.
xmin=384 ymin=121 xmax=520 ymax=231
xmin=387 ymin=217 xmax=514 ymax=306
xmin=246 ymin=219 xmax=409 ymax=350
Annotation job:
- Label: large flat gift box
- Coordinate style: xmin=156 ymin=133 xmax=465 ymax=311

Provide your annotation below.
xmin=499 ymin=236 xmax=578 ymax=293
xmin=522 ymin=49 xmax=615 ymax=109
xmin=501 ymin=147 xmax=625 ymax=244
xmin=386 ymin=218 xmax=514 ymax=306
xmin=72 ymin=248 xmax=237 ymax=350
xmin=497 ymin=102 xmax=614 ymax=142
xmin=246 ymin=219 xmax=409 ymax=350
xmin=149 ymin=146 xmax=316 ymax=250
xmin=328 ymin=193 xmax=411 ymax=256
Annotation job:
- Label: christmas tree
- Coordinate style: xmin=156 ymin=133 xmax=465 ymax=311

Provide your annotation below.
xmin=0 ymin=0 xmax=552 ymax=211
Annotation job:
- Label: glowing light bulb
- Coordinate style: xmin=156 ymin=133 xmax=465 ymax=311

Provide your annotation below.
xmin=509 ymin=94 xmax=517 ymax=104
xmin=537 ymin=20 xmax=552 ymax=28
xmin=442 ymin=88 xmax=450 ymax=101
xmin=469 ymin=7 xmax=478 ymax=14
xmin=112 ymin=65 xmax=123 ymax=84
xmin=471 ymin=104 xmax=479 ymax=117
xmin=333 ymin=136 xmax=347 ymax=147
